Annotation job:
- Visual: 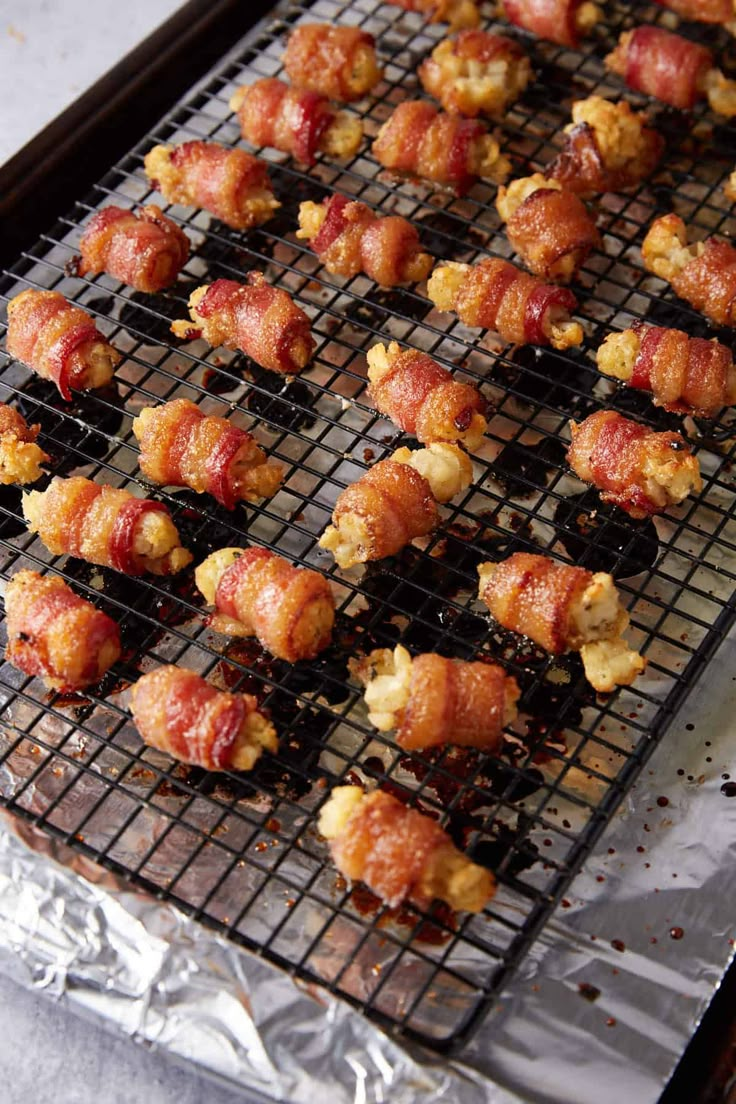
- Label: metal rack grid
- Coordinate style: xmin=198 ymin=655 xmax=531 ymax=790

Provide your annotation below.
xmin=1 ymin=0 xmax=736 ymax=1054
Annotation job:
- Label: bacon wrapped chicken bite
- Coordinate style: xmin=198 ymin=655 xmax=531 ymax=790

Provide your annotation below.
xmin=655 ymin=0 xmax=736 ymax=20
xmin=297 ymin=194 xmax=433 ymax=287
xmin=0 ymin=404 xmax=48 ymax=486
xmin=641 ymin=213 xmax=736 ymax=328
xmin=367 ymin=341 xmax=487 ymax=448
xmin=319 ymin=785 xmax=495 ymax=911
xmin=548 ymin=96 xmax=664 ymax=196
xmin=75 ymin=205 xmax=190 ymax=293
xmin=133 ymin=399 xmax=282 ymax=510
xmin=597 ymin=324 xmax=736 ymax=418
xmin=418 ymin=30 xmax=532 ymax=118
xmin=372 ymin=101 xmax=510 ymax=195
xmin=23 ymin=476 xmax=192 ymax=576
xmin=4 ymin=569 xmax=121 ymax=691
xmin=567 ymin=409 xmax=701 ymax=517
xmin=354 ymin=644 xmax=519 ymax=751
xmin=385 ymin=0 xmax=481 ymax=29
xmin=6 ymin=289 xmax=120 ymax=401
xmin=171 ymin=276 xmax=314 ymax=375
xmin=725 ymin=170 xmax=736 ymax=203
xmin=131 ymin=666 xmax=277 ymax=772
xmin=427 ymin=258 xmax=583 ymax=349
xmin=229 ymin=78 xmax=362 ymax=166
xmin=502 ymin=0 xmax=602 ymax=47
xmin=195 ymin=546 xmax=334 ymax=661
xmin=496 ymin=174 xmax=600 ymax=283
xmin=319 ymin=442 xmax=472 ymax=569
xmin=605 ymin=26 xmax=736 ymax=115
xmin=143 ymin=141 xmax=279 ymax=231
xmin=283 ymin=24 xmax=383 ymax=102
xmin=478 ymin=552 xmax=645 ymax=692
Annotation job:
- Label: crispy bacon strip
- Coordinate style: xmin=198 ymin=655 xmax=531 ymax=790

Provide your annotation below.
xmin=502 ymin=0 xmax=601 ymax=47
xmin=76 ymin=205 xmax=190 ymax=293
xmin=23 ymin=476 xmax=192 ymax=576
xmin=0 ymin=403 xmax=48 ymax=486
xmin=427 ymin=258 xmax=583 ymax=349
xmin=297 ymin=194 xmax=433 ymax=287
xmin=548 ymin=96 xmax=664 ymax=196
xmin=355 ymin=643 xmax=519 ymax=751
xmin=418 ymin=30 xmax=532 ymax=117
xmin=605 ymin=27 xmax=736 ymax=115
xmin=367 ymin=341 xmax=487 ymax=448
xmin=319 ymin=443 xmax=473 ymax=569
xmin=496 ymin=174 xmax=600 ymax=283
xmin=477 ymin=552 xmax=645 ymax=692
xmin=143 ymin=141 xmax=279 ymax=230
xmin=655 ymin=0 xmax=735 ymax=21
xmin=5 ymin=569 xmax=121 ymax=691
xmin=597 ymin=324 xmax=736 ymax=418
xmin=385 ymin=0 xmax=481 ymax=29
xmin=283 ymin=24 xmax=383 ymax=102
xmin=195 ymin=546 xmax=335 ymax=661
xmin=130 ymin=666 xmax=277 ymax=771
xmin=133 ymin=399 xmax=283 ymax=509
xmin=372 ymin=100 xmax=510 ymax=195
xmin=641 ymin=212 xmax=736 ymax=327
xmin=7 ymin=289 xmax=120 ymax=401
xmin=319 ymin=786 xmax=495 ymax=911
xmin=171 ymin=275 xmax=314 ymax=375
xmin=567 ymin=409 xmax=702 ymax=517
xmin=229 ymin=78 xmax=363 ymax=165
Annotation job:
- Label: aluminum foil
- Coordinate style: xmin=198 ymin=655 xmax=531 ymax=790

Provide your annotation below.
xmin=0 ymin=627 xmax=734 ymax=1104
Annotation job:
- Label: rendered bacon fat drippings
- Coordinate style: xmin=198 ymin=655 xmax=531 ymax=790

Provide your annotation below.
xmin=143 ymin=141 xmax=279 ymax=230
xmin=6 ymin=288 xmax=120 ymax=401
xmin=641 ymin=213 xmax=736 ymax=327
xmin=130 ymin=666 xmax=277 ymax=772
xmin=76 ymin=205 xmax=190 ymax=292
xmin=297 ymin=194 xmax=433 ymax=287
xmin=23 ymin=476 xmax=192 ymax=576
xmin=418 ymin=29 xmax=532 ymax=117
xmin=171 ymin=275 xmax=315 ymax=375
xmin=195 ymin=546 xmax=335 ymax=662
xmin=283 ymin=24 xmax=383 ymax=102
xmin=133 ymin=398 xmax=283 ymax=509
xmin=567 ymin=409 xmax=702 ymax=518
xmin=5 ymin=569 xmax=121 ymax=691
xmin=503 ymin=0 xmax=601 ymax=48
xmin=0 ymin=403 xmax=48 ymax=486
xmin=319 ymin=786 xmax=496 ymax=911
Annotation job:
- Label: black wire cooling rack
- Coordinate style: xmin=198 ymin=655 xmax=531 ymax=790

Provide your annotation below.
xmin=1 ymin=0 xmax=736 ymax=1054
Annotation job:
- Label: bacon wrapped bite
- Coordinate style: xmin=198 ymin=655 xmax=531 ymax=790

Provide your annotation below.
xmin=131 ymin=666 xmax=277 ymax=772
xmin=478 ymin=552 xmax=645 ymax=692
xmin=386 ymin=0 xmax=481 ymax=29
xmin=143 ymin=142 xmax=279 ymax=231
xmin=548 ymin=96 xmax=664 ymax=196
xmin=297 ymin=194 xmax=433 ymax=287
xmin=496 ymin=174 xmax=600 ymax=283
xmin=229 ymin=78 xmax=362 ymax=166
xmin=641 ymin=213 xmax=736 ymax=328
xmin=598 ymin=324 xmax=736 ymax=418
xmin=171 ymin=275 xmax=314 ymax=375
xmin=133 ymin=399 xmax=282 ymax=509
xmin=319 ymin=786 xmax=494 ymax=911
xmin=567 ymin=410 xmax=701 ymax=517
xmin=605 ymin=27 xmax=736 ymax=115
xmin=76 ymin=205 xmax=190 ymax=293
xmin=418 ymin=30 xmax=532 ymax=118
xmin=195 ymin=546 xmax=334 ymax=661
xmin=428 ymin=258 xmax=583 ymax=349
xmin=372 ymin=101 xmax=510 ymax=195
xmin=655 ymin=0 xmax=736 ymax=21
xmin=354 ymin=644 xmax=519 ymax=751
xmin=4 ymin=570 xmax=121 ymax=691
xmin=319 ymin=443 xmax=472 ymax=569
xmin=0 ymin=404 xmax=48 ymax=486
xmin=23 ymin=476 xmax=192 ymax=576
xmin=502 ymin=0 xmax=601 ymax=47
xmin=283 ymin=24 xmax=383 ymax=102
xmin=7 ymin=289 xmax=120 ymax=401
xmin=367 ymin=341 xmax=487 ymax=448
